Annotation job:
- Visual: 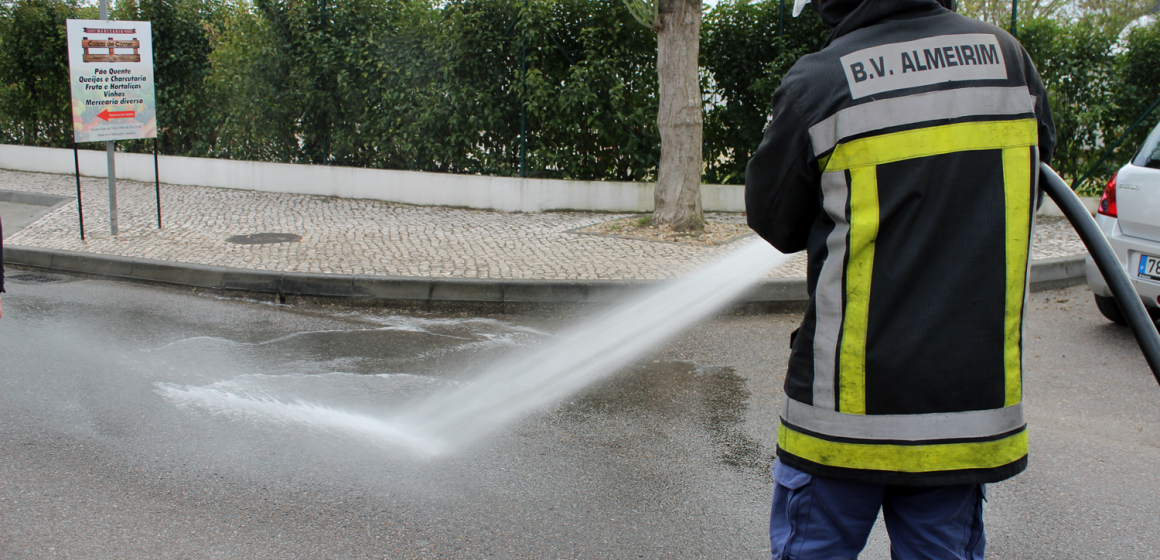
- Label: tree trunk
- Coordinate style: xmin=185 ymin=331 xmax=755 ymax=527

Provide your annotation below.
xmin=652 ymin=0 xmax=704 ymax=231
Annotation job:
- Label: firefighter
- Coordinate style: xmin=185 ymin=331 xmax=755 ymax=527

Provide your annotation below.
xmin=745 ymin=0 xmax=1056 ymax=557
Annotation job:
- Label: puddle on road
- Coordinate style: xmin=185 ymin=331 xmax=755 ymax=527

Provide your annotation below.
xmin=565 ymin=361 xmax=771 ymax=473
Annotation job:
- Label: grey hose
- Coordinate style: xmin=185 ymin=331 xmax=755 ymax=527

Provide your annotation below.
xmin=1040 ymin=162 xmax=1160 ymax=385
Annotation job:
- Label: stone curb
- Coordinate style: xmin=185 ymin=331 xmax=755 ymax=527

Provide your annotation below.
xmin=3 ymin=245 xmax=1087 ymax=311
xmin=1028 ymin=254 xmax=1089 ymax=292
xmin=0 ymin=189 xmax=73 ymax=207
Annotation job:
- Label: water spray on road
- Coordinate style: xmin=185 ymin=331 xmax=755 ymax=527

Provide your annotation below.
xmin=159 ymin=238 xmax=789 ymax=455
xmin=400 ymin=238 xmax=789 ymax=454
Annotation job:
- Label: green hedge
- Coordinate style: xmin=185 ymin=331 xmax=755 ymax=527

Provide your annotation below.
xmin=700 ymin=0 xmax=827 ymax=185
xmin=0 ymin=0 xmax=79 ymax=147
xmin=1019 ymin=17 xmax=1160 ymax=194
xmin=0 ymin=0 xmax=1156 ymax=189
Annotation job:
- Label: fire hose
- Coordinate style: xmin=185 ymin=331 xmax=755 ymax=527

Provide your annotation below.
xmin=1040 ymin=162 xmax=1160 ymax=385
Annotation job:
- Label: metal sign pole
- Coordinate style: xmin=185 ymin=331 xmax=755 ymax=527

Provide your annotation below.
xmin=98 ymin=0 xmax=117 ymax=236
xmin=778 ymin=0 xmax=784 ymax=57
xmin=107 ymin=141 xmax=117 ymax=235
xmin=1010 ymin=0 xmax=1018 ymax=38
xmin=73 ymin=143 xmax=85 ymax=240
xmin=154 ymin=137 xmax=161 ymax=229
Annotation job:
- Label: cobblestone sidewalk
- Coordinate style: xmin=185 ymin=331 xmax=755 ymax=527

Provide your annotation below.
xmin=0 ymin=169 xmax=1085 ymax=281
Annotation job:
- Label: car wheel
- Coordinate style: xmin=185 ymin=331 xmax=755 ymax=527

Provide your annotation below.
xmin=1094 ymin=294 xmax=1128 ymax=326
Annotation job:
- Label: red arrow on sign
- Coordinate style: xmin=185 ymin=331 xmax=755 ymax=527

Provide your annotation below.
xmin=97 ymin=109 xmax=136 ymax=121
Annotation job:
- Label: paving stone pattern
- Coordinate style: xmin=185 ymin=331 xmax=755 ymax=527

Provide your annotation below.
xmin=1 ymin=169 xmax=1084 ymax=281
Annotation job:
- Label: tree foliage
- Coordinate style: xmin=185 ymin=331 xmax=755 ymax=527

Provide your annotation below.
xmin=959 ymin=0 xmax=1068 ymax=26
xmin=1019 ymin=16 xmax=1118 ymax=190
xmin=959 ymin=0 xmax=1157 ymax=35
xmin=1077 ymin=0 xmax=1158 ymax=35
xmin=114 ymin=0 xmax=224 ymax=156
xmin=1018 ymin=16 xmax=1160 ymax=193
xmin=206 ymin=0 xmax=658 ymax=179
xmin=700 ymin=0 xmax=827 ymax=184
xmin=0 ymin=0 xmax=77 ymax=146
xmin=0 ymin=0 xmax=1158 ymax=192
xmin=623 ymin=0 xmax=658 ymax=30
xmin=205 ymin=0 xmax=297 ymax=161
xmin=1107 ymin=21 xmax=1160 ymax=178
xmin=523 ymin=0 xmax=659 ymax=181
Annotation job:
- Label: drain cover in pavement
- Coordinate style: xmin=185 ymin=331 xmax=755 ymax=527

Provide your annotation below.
xmin=226 ymin=233 xmax=302 ymax=245
xmin=8 ymin=273 xmax=64 ymax=284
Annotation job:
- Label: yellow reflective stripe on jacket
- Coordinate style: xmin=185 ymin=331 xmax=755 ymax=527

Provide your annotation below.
xmin=778 ymin=422 xmax=1028 ymax=473
xmin=823 ymin=119 xmax=1038 ymax=172
xmin=1003 ymin=147 xmax=1032 ymax=406
xmin=824 ymin=118 xmax=1037 ymax=416
xmin=839 ymin=166 xmax=878 ymax=415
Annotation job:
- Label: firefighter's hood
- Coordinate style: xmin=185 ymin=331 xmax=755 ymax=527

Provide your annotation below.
xmin=811 ymin=0 xmax=958 ymax=38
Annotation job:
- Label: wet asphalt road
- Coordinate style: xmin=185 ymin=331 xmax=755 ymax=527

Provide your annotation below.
xmin=0 ymin=272 xmax=1158 ymax=559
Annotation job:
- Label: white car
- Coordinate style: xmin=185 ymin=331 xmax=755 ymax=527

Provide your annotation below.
xmin=1087 ymin=120 xmax=1160 ymax=324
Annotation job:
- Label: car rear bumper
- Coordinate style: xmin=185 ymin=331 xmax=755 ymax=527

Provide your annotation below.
xmin=1085 ymin=213 xmax=1160 ymax=309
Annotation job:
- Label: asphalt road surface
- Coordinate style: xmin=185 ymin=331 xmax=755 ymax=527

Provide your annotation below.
xmin=1 ymin=272 xmax=1157 ymax=559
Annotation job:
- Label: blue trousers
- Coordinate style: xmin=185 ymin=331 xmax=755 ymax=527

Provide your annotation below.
xmin=770 ymin=459 xmax=986 ymax=560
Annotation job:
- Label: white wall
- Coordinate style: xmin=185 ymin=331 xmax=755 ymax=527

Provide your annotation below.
xmin=1037 ymin=194 xmax=1099 ymax=217
xmin=1 ymin=144 xmax=1091 ymax=215
xmin=0 ymin=144 xmax=744 ymax=213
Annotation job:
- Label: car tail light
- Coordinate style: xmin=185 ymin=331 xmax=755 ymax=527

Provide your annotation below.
xmin=1098 ymin=173 xmax=1118 ymax=218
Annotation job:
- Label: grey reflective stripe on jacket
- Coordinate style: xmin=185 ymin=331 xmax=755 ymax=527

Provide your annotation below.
xmin=782 ymin=399 xmax=1026 ymax=441
xmin=808 ymin=86 xmax=1036 ymax=156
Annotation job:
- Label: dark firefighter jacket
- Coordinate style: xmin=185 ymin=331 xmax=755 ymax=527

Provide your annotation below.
xmin=745 ymin=0 xmax=1057 ymax=486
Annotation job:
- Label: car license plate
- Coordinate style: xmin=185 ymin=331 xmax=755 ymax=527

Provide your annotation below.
xmin=1139 ymin=254 xmax=1160 ymax=281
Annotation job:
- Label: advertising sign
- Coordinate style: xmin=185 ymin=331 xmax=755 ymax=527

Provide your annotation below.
xmin=66 ymin=19 xmax=156 ymax=142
